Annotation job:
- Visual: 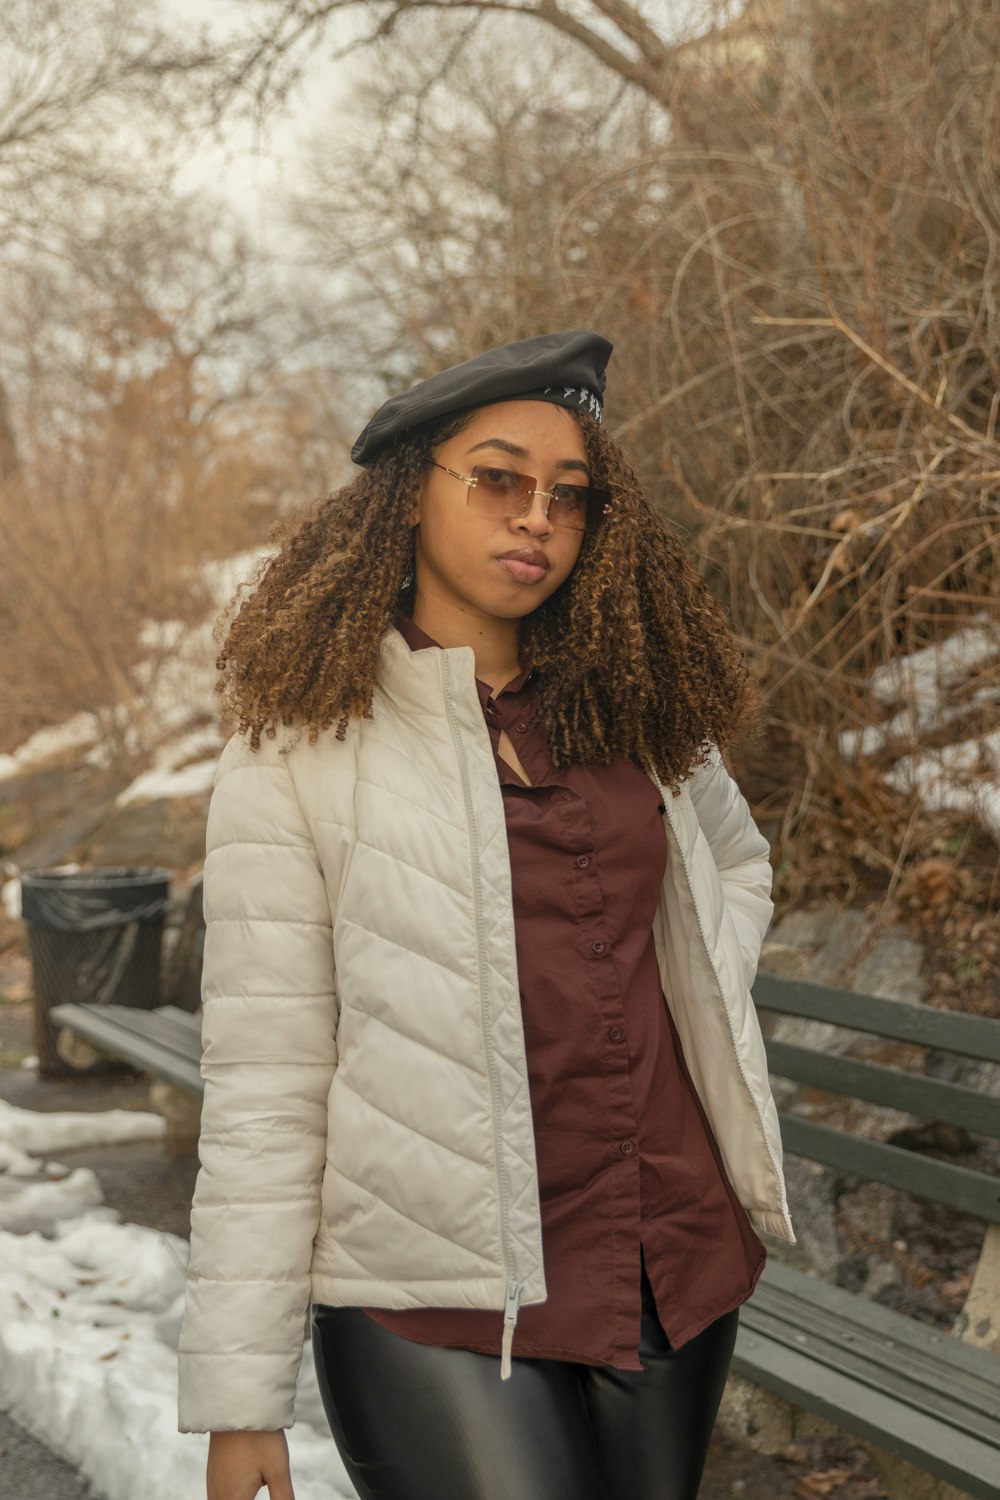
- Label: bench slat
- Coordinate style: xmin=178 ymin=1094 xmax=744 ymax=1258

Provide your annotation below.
xmin=102 ymin=1007 xmax=203 ymax=1061
xmin=733 ymin=1321 xmax=1000 ymax=1499
xmin=760 ymin=1259 xmax=1000 ymax=1394
xmin=749 ymin=1266 xmax=1000 ymax=1436
xmin=754 ymin=974 xmax=1000 ymax=1064
xmin=51 ymin=1003 xmax=202 ymax=1059
xmin=779 ymin=1114 xmax=1000 ymax=1222
xmin=49 ymin=1004 xmax=204 ymax=1095
xmin=766 ymin=1039 xmax=1000 ymax=1139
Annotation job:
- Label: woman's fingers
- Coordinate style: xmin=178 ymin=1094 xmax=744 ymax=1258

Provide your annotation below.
xmin=206 ymin=1430 xmax=294 ymax=1500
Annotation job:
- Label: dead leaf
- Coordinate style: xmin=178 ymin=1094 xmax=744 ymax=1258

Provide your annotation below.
xmin=796 ymin=1469 xmax=857 ymax=1496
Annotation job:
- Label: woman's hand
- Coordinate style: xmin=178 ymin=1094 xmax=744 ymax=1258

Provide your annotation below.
xmin=207 ymin=1429 xmax=295 ymax=1500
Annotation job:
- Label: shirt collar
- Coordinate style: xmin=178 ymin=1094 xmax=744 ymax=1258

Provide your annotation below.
xmin=394 ymin=614 xmax=535 ymax=697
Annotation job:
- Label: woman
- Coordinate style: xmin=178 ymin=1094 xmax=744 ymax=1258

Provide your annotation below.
xmin=178 ymin=330 xmax=795 ymax=1500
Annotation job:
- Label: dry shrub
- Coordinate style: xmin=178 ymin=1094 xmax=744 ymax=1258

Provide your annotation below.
xmin=0 ymin=328 xmax=342 ymax=760
xmin=631 ymin=0 xmax=1000 ymax=902
xmin=294 ymin=1 xmax=1000 ymax=905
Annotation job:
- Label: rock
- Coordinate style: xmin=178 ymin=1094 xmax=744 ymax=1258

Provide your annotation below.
xmin=767 ymin=1158 xmax=840 ymax=1278
xmin=852 ymin=934 xmax=928 ymax=1004
xmin=838 ymin=1179 xmax=896 ymax=1244
xmin=808 ymin=908 xmax=870 ymax=981
xmin=926 ymin=1050 xmax=1000 ymax=1099
xmin=767 ymin=909 xmax=833 ymax=951
xmin=758 ymin=942 xmax=812 ymax=981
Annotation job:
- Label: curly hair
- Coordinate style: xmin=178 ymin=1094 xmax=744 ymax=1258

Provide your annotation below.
xmin=214 ymin=407 xmax=761 ymax=790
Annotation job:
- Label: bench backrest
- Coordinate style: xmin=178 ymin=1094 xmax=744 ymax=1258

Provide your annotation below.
xmin=752 ymin=973 xmax=1000 ymax=1225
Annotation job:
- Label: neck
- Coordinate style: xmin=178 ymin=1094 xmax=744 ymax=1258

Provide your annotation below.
xmin=410 ymin=594 xmax=521 ymax=694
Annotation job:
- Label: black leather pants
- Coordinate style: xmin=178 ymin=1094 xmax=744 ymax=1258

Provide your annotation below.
xmin=310 ymin=1258 xmax=739 ymax=1500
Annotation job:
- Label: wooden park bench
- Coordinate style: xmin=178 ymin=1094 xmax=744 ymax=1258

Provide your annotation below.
xmin=51 ymin=974 xmax=1000 ymax=1496
xmin=731 ymin=973 xmax=1000 ymax=1500
xmin=49 ymin=1001 xmax=204 ymax=1141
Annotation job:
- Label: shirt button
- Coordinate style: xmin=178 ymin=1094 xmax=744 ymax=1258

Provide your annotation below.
xmin=575 ymin=854 xmax=591 ymax=869
xmin=515 ymin=720 xmax=529 ymax=733
xmin=608 ymin=1026 xmax=625 ymax=1042
xmin=590 ymin=940 xmax=607 ymax=957
xmin=619 ymin=1140 xmax=636 ymax=1157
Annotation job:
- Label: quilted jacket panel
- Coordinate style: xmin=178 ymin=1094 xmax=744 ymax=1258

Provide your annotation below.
xmin=177 ymin=630 xmax=793 ymax=1432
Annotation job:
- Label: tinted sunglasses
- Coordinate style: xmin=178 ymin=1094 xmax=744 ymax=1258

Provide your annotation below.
xmin=432 ymin=463 xmax=611 ymax=533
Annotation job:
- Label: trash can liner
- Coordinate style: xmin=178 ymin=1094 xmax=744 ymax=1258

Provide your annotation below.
xmin=21 ymin=867 xmax=171 ymax=933
xmin=21 ymin=866 xmax=173 ymax=1076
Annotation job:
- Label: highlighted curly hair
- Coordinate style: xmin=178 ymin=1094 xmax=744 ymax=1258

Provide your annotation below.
xmin=214 ymin=407 xmax=760 ymax=790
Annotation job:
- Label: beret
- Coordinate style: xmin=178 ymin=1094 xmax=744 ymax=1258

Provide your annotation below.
xmin=351 ymin=328 xmax=613 ymax=466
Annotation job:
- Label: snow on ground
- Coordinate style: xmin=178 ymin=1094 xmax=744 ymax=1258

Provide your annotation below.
xmin=885 ymin=727 xmax=1000 ymax=841
xmin=116 ymin=726 xmax=223 ymax=807
xmin=839 ymin=618 xmax=1000 ymax=842
xmin=0 ymin=546 xmax=273 ymax=796
xmin=0 ymin=1101 xmax=355 ymax=1500
xmin=0 ymin=715 xmax=103 ymax=782
xmin=0 ymin=1101 xmax=164 ymax=1236
xmin=0 ymin=1099 xmax=166 ymax=1158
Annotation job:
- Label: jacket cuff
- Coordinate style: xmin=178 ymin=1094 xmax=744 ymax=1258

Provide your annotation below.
xmin=177 ymin=1347 xmax=302 ymax=1433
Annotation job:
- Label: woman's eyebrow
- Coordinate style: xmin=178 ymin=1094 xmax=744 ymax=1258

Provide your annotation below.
xmin=466 ymin=438 xmax=590 ymax=475
xmin=466 ymin=438 xmax=528 ymax=458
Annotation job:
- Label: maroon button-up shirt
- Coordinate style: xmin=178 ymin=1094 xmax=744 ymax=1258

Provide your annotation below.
xmin=364 ymin=619 xmax=766 ymax=1368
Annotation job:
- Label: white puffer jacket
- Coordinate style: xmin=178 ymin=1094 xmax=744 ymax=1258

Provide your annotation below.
xmin=177 ymin=628 xmax=795 ymax=1434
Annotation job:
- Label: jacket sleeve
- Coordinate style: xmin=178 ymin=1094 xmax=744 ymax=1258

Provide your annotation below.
xmin=686 ymin=745 xmax=774 ymax=988
xmin=177 ymin=730 xmax=339 ymax=1433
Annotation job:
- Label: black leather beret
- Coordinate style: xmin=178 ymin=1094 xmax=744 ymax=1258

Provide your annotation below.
xmin=351 ymin=328 xmax=613 ymax=466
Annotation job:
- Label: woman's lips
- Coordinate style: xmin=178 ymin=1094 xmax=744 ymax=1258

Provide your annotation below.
xmin=497 ymin=550 xmax=549 ymax=585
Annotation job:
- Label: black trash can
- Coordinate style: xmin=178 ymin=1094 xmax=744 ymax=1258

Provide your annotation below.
xmin=21 ymin=866 xmax=171 ymax=1077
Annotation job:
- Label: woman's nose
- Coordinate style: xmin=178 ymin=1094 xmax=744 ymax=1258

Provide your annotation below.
xmin=512 ymin=493 xmax=553 ymax=536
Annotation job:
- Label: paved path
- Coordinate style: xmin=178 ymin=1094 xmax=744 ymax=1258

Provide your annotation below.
xmin=0 ymin=1409 xmax=93 ymax=1500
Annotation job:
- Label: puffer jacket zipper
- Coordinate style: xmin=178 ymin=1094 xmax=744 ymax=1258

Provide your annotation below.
xmin=657 ymin=778 xmax=787 ymax=1214
xmin=441 ymin=654 xmax=522 ymax=1380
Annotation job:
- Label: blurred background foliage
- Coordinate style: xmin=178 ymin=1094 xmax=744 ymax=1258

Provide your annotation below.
xmin=1 ymin=0 xmax=998 ymax=918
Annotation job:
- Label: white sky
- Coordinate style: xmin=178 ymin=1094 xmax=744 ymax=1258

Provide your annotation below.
xmin=162 ymin=0 xmax=352 ymax=251
xmin=157 ymin=0 xmax=717 ymax=249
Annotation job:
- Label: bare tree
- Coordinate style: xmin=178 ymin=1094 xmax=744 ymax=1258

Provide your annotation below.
xmin=0 ymin=0 xmax=216 ymax=474
xmin=217 ymin=0 xmax=732 ymax=119
xmin=285 ymin=19 xmax=656 ymax=390
xmin=281 ymin=1 xmax=1000 ymax=902
xmin=0 ymin=192 xmax=347 ymax=758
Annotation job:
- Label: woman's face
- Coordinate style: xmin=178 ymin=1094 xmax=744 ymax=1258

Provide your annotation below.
xmin=411 ymin=400 xmax=588 ymax=631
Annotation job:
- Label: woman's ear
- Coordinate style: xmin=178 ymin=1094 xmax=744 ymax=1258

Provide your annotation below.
xmin=408 ymin=475 xmax=425 ymax=527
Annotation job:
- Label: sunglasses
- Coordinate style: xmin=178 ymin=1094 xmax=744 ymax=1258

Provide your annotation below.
xmin=432 ymin=463 xmax=611 ymax=533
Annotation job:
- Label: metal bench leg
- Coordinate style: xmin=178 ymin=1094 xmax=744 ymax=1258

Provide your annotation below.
xmin=149 ymin=1080 xmax=202 ymax=1147
xmin=719 ymin=1376 xmax=976 ymax=1500
xmin=865 ymin=1452 xmax=975 ymax=1500
xmin=953 ymin=1223 xmax=1000 ymax=1356
xmin=718 ymin=1373 xmax=839 ymax=1453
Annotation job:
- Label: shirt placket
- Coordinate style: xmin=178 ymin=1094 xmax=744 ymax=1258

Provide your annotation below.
xmin=491 ymin=685 xmax=645 ymax=1365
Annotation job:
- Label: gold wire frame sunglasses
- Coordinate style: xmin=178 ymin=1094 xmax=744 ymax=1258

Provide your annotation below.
xmin=432 ymin=463 xmax=611 ymax=533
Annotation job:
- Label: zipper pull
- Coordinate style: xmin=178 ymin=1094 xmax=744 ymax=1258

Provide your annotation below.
xmin=500 ymin=1280 xmax=521 ymax=1380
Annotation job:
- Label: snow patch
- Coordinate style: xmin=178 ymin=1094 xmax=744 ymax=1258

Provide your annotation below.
xmin=0 ymin=548 xmax=271 ymax=785
xmin=839 ymin=619 xmax=1000 ymax=842
xmin=116 ymin=727 xmax=223 ymax=807
xmin=0 ymin=1103 xmax=355 ymax=1499
xmin=0 ymin=714 xmax=101 ymax=782
xmin=0 ymin=1099 xmax=166 ymax=1156
xmin=884 ymin=728 xmax=1000 ymax=841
